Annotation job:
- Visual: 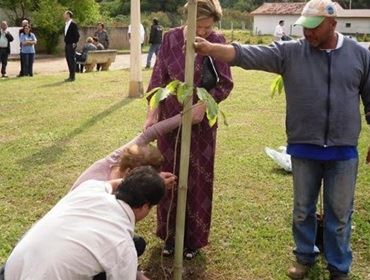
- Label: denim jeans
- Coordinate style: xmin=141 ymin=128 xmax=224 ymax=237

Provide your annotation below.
xmin=21 ymin=53 xmax=35 ymax=76
xmin=146 ymin=43 xmax=161 ymax=67
xmin=291 ymin=157 xmax=358 ymax=274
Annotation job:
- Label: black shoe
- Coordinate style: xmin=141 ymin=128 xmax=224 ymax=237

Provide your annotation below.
xmin=145 ymin=65 xmax=150 ymax=69
xmin=184 ymin=248 xmax=198 ymax=260
xmin=64 ymin=78 xmax=75 ymax=82
xmin=1 ymin=74 xmax=8 ymax=78
xmin=162 ymin=243 xmax=174 ymax=257
xmin=133 ymin=235 xmax=146 ymax=257
xmin=329 ymin=272 xmax=349 ymax=280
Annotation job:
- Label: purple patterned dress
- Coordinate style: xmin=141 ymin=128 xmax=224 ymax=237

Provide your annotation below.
xmin=147 ymin=27 xmax=233 ymax=250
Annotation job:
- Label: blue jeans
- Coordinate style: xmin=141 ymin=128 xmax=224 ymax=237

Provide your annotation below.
xmin=21 ymin=53 xmax=35 ymax=76
xmin=146 ymin=43 xmax=161 ymax=67
xmin=291 ymin=157 xmax=358 ymax=274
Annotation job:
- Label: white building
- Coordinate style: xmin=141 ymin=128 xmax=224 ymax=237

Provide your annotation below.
xmin=251 ymin=2 xmax=370 ymax=37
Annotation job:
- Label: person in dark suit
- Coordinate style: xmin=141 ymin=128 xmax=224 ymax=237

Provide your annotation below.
xmin=0 ymin=21 xmax=14 ymax=78
xmin=63 ymin=10 xmax=80 ymax=82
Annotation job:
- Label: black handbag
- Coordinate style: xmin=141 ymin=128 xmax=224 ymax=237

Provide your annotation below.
xmin=201 ymin=56 xmax=219 ymax=91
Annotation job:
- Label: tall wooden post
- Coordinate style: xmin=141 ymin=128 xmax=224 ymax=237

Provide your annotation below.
xmin=128 ymin=0 xmax=143 ymax=97
xmin=173 ymin=1 xmax=197 ymax=279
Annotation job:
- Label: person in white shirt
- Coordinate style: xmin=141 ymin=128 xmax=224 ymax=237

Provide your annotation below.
xmin=274 ymin=20 xmax=290 ymax=41
xmin=4 ymin=166 xmax=165 ymax=280
xmin=128 ymin=23 xmax=145 ymax=45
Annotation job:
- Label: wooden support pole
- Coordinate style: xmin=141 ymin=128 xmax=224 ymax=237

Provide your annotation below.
xmin=173 ymin=1 xmax=197 ymax=279
xmin=128 ymin=0 xmax=143 ymax=97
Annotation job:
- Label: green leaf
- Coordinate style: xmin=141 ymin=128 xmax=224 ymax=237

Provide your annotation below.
xmin=270 ymin=75 xmax=284 ymax=97
xmin=220 ymin=110 xmax=228 ymax=126
xmin=149 ymin=88 xmax=170 ymax=109
xmin=165 ymin=80 xmax=180 ymax=94
xmin=176 ymin=83 xmax=193 ymax=104
xmin=196 ymin=87 xmax=220 ymax=127
xmin=196 ymin=87 xmax=209 ymax=102
xmin=146 ymin=86 xmax=161 ymax=97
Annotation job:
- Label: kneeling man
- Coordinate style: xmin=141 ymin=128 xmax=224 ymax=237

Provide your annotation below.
xmin=4 ymin=166 xmax=165 ymax=280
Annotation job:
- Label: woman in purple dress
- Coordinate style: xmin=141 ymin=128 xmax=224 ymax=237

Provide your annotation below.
xmin=145 ymin=0 xmax=233 ymax=259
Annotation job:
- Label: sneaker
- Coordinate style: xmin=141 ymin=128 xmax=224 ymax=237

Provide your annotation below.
xmin=1 ymin=74 xmax=8 ymax=78
xmin=287 ymin=262 xmax=310 ymax=279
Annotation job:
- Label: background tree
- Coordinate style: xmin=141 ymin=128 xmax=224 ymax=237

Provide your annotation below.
xmin=32 ymin=0 xmax=65 ymax=54
xmin=0 ymin=0 xmax=38 ymax=25
xmin=59 ymin=0 xmax=101 ymax=24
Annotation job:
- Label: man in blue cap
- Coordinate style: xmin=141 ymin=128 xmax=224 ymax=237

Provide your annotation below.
xmin=192 ymin=0 xmax=370 ymax=279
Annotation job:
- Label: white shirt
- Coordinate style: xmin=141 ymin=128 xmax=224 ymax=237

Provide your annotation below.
xmin=65 ymin=19 xmax=72 ymax=36
xmin=128 ymin=24 xmax=145 ymax=44
xmin=0 ymin=30 xmax=8 ymax=48
xmin=274 ymin=24 xmax=284 ymax=40
xmin=5 ymin=180 xmax=138 ymax=280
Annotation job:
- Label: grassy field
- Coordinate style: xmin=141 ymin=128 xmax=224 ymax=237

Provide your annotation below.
xmin=0 ymin=69 xmax=369 ymax=280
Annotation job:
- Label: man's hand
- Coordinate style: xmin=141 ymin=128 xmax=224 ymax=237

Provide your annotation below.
xmin=194 ymin=36 xmax=236 ymax=63
xmin=193 ymin=36 xmax=213 ymax=56
xmin=366 ymin=147 xmax=370 ymax=165
xmin=159 ymin=172 xmax=177 ymax=189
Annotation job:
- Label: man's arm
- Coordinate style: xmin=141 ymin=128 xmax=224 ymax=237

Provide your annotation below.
xmin=6 ymin=32 xmax=14 ymax=42
xmin=194 ymin=37 xmax=236 ymax=63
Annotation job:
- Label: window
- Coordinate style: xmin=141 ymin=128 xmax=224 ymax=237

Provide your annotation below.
xmin=345 ymin=23 xmax=351 ymax=28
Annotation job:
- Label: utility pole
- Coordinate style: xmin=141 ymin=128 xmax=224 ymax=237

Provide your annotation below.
xmin=128 ymin=0 xmax=143 ymax=97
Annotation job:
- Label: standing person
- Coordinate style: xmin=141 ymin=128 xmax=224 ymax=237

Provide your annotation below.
xmin=94 ymin=22 xmax=109 ymax=49
xmin=18 ymin=19 xmax=29 ymax=77
xmin=4 ymin=166 xmax=165 ymax=280
xmin=193 ymin=0 xmax=370 ymax=279
xmin=128 ymin=23 xmax=145 ymax=46
xmin=0 ymin=21 xmax=14 ymax=78
xmin=63 ymin=10 xmax=80 ymax=82
xmin=92 ymin=36 xmax=105 ymax=71
xmin=19 ymin=25 xmax=37 ymax=77
xmin=274 ymin=20 xmax=290 ymax=41
xmin=144 ymin=0 xmax=233 ymax=260
xmin=145 ymin=18 xmax=163 ymax=69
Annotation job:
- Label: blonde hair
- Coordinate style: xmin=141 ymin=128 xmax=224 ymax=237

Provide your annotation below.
xmin=184 ymin=0 xmax=222 ymax=22
xmin=86 ymin=36 xmax=93 ymax=43
xmin=119 ymin=144 xmax=164 ymax=173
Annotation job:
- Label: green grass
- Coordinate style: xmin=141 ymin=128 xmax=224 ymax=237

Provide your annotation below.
xmin=0 ymin=69 xmax=369 ymax=280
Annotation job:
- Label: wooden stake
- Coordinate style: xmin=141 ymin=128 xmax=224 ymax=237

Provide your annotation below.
xmin=128 ymin=0 xmax=143 ymax=97
xmin=173 ymin=1 xmax=197 ymax=279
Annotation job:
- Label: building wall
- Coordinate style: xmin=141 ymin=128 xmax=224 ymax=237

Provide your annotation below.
xmin=254 ymin=15 xmax=370 ymax=37
xmin=7 ymin=27 xmax=21 ymax=55
xmin=253 ymin=15 xmax=303 ymax=37
xmin=53 ymin=26 xmax=133 ymax=54
xmin=336 ymin=18 xmax=370 ymax=34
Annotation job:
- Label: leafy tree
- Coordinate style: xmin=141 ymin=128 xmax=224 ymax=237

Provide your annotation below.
xmin=32 ymin=0 xmax=65 ymax=53
xmin=0 ymin=0 xmax=38 ymax=24
xmin=59 ymin=0 xmax=101 ymax=24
